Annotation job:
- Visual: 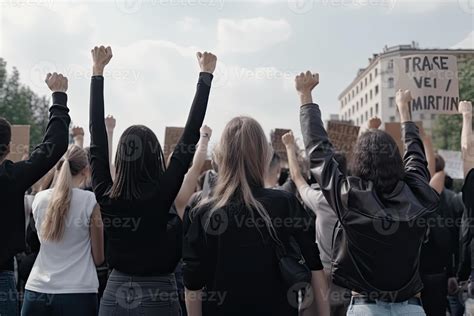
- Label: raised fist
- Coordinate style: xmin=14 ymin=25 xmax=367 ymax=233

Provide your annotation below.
xmin=91 ymin=46 xmax=113 ymax=75
xmin=105 ymin=115 xmax=116 ymax=131
xmin=200 ymin=125 xmax=212 ymax=140
xmin=459 ymin=100 xmax=472 ymax=114
xmin=295 ymin=71 xmax=319 ymax=94
xmin=367 ymin=117 xmax=382 ymax=130
xmin=45 ymin=73 xmax=68 ymax=93
xmin=282 ymin=131 xmax=296 ymax=147
xmin=396 ymin=89 xmax=412 ymax=106
xmin=72 ymin=126 xmax=85 ymax=138
xmin=196 ymin=52 xmax=217 ymax=74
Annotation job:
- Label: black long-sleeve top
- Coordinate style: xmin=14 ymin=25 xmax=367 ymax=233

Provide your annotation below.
xmin=0 ymin=93 xmax=70 ymax=270
xmin=89 ymin=73 xmax=212 ymax=275
xmin=182 ymin=188 xmax=323 ymax=316
xmin=300 ymin=103 xmax=439 ymax=301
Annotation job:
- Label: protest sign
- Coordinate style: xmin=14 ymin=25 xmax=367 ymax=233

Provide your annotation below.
xmin=395 ymin=54 xmax=459 ymax=114
xmin=7 ymin=125 xmax=30 ymax=162
xmin=271 ymin=128 xmax=291 ymax=161
xmin=326 ymin=121 xmax=360 ymax=158
xmin=438 ymin=149 xmax=464 ymax=179
xmin=384 ymin=122 xmax=423 ymax=156
xmin=164 ymin=127 xmax=184 ymax=160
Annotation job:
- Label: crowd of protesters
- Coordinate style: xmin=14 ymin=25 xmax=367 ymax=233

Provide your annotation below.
xmin=0 ymin=45 xmax=473 ymax=316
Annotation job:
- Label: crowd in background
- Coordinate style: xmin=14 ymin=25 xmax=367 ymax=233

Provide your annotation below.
xmin=1 ymin=46 xmax=474 ymax=316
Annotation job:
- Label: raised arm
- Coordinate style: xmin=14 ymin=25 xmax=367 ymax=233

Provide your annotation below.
xmin=175 ymin=125 xmax=212 ymax=219
xmin=72 ymin=127 xmax=85 ymax=148
xmin=460 ymin=101 xmax=474 ymax=177
xmin=105 ymin=115 xmax=116 ymax=179
xmin=298 ymin=71 xmax=347 ymax=219
xmin=13 ymin=73 xmax=70 ymax=191
xmin=422 ymin=131 xmax=436 ymax=179
xmin=396 ymin=89 xmax=431 ymax=183
xmin=159 ymin=52 xmax=216 ymax=209
xmin=282 ymin=131 xmax=307 ymax=189
xmin=367 ymin=117 xmax=382 ymax=130
xmin=89 ymin=46 xmax=114 ymax=200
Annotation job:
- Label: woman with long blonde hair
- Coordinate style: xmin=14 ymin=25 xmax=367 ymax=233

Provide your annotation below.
xmin=183 ymin=116 xmax=330 ymax=316
xmin=22 ymin=145 xmax=104 ymax=316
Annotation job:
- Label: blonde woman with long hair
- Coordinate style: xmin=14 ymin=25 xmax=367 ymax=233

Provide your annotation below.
xmin=22 ymin=145 xmax=104 ymax=316
xmin=183 ymin=116 xmax=330 ymax=316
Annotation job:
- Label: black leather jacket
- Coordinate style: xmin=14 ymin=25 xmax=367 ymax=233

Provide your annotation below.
xmin=300 ymin=103 xmax=439 ymax=302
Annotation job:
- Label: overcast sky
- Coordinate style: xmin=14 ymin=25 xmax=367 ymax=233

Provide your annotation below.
xmin=1 ymin=0 xmax=473 ymax=153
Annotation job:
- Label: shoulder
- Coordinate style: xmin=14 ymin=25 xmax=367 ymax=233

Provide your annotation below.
xmin=32 ymin=189 xmax=53 ymax=211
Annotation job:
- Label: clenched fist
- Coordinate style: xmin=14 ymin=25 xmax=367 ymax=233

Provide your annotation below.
xmin=196 ymin=52 xmax=217 ymax=74
xmin=72 ymin=126 xmax=85 ymax=138
xmin=200 ymin=125 xmax=212 ymax=140
xmin=367 ymin=117 xmax=382 ymax=130
xmin=105 ymin=115 xmax=116 ymax=132
xmin=396 ymin=89 xmax=412 ymax=123
xmin=295 ymin=71 xmax=319 ymax=95
xmin=91 ymin=46 xmax=113 ymax=76
xmin=459 ymin=101 xmax=472 ymax=114
xmin=45 ymin=73 xmax=68 ymax=93
xmin=282 ymin=131 xmax=296 ymax=147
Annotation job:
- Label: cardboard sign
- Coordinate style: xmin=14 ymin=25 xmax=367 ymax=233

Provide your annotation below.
xmin=438 ymin=149 xmax=464 ymax=179
xmin=271 ymin=128 xmax=291 ymax=161
xmin=6 ymin=125 xmax=30 ymax=162
xmin=395 ymin=55 xmax=459 ymax=114
xmin=164 ymin=127 xmax=184 ymax=160
xmin=384 ymin=122 xmax=423 ymax=156
xmin=326 ymin=121 xmax=360 ymax=157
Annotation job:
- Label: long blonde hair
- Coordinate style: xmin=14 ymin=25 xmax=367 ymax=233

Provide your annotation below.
xmin=41 ymin=145 xmax=88 ymax=241
xmin=198 ymin=116 xmax=280 ymax=242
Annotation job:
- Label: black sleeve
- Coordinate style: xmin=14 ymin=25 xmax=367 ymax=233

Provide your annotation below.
xmin=401 ymin=122 xmax=431 ymax=184
xmin=287 ymin=195 xmax=323 ymax=271
xmin=13 ymin=92 xmax=70 ymax=191
xmin=463 ymin=169 xmax=474 ymax=210
xmin=182 ymin=209 xmax=208 ymax=290
xmin=89 ymin=76 xmax=113 ymax=203
xmin=159 ymin=72 xmax=213 ymax=210
xmin=300 ymin=103 xmax=347 ymax=220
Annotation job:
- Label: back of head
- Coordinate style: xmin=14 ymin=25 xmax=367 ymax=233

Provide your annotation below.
xmin=42 ymin=145 xmax=88 ymax=241
xmin=0 ymin=117 xmax=11 ymax=160
xmin=435 ymin=154 xmax=445 ymax=173
xmin=200 ymin=116 xmax=278 ymax=240
xmin=110 ymin=125 xmax=165 ymax=200
xmin=351 ymin=129 xmax=405 ymax=194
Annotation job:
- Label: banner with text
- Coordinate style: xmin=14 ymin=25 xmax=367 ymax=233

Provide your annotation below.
xmin=438 ymin=149 xmax=464 ymax=179
xmin=395 ymin=54 xmax=459 ymax=114
xmin=327 ymin=121 xmax=360 ymax=158
xmin=164 ymin=127 xmax=184 ymax=160
xmin=271 ymin=128 xmax=292 ymax=161
xmin=7 ymin=125 xmax=30 ymax=162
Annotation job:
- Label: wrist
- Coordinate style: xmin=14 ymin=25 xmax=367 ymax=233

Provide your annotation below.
xmin=299 ymin=92 xmax=313 ymax=106
xmin=93 ymin=66 xmax=105 ymax=76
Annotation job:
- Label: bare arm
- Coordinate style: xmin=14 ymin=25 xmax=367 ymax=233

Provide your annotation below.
xmin=422 ymin=133 xmax=436 ymax=179
xmin=90 ymin=204 xmax=104 ymax=266
xmin=309 ymin=270 xmax=330 ymax=316
xmin=282 ymin=131 xmax=307 ymax=189
xmin=460 ymin=101 xmax=474 ymax=176
xmin=430 ymin=171 xmax=446 ymax=194
xmin=175 ymin=126 xmax=212 ymax=219
xmin=185 ymin=288 xmax=202 ymax=316
xmin=72 ymin=127 xmax=85 ymax=149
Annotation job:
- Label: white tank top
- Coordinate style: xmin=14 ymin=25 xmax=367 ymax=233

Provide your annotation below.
xmin=25 ymin=188 xmax=99 ymax=294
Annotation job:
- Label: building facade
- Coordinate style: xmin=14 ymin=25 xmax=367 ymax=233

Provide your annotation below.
xmin=338 ymin=43 xmax=474 ymax=133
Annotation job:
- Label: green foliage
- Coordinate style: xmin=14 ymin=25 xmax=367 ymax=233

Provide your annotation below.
xmin=433 ymin=57 xmax=474 ymax=151
xmin=0 ymin=58 xmax=50 ymax=148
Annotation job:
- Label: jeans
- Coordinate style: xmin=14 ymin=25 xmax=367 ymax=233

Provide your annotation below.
xmin=99 ymin=270 xmax=181 ymax=316
xmin=21 ymin=290 xmax=98 ymax=316
xmin=447 ymin=294 xmax=464 ymax=316
xmin=347 ymin=298 xmax=426 ymax=316
xmin=0 ymin=271 xmax=18 ymax=316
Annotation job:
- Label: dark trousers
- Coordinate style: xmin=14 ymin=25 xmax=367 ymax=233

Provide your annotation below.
xmin=0 ymin=271 xmax=18 ymax=316
xmin=421 ymin=272 xmax=447 ymax=316
xmin=21 ymin=290 xmax=98 ymax=316
xmin=99 ymin=269 xmax=181 ymax=316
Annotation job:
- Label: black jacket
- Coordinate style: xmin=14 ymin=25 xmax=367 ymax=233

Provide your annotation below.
xmin=300 ymin=103 xmax=439 ymax=302
xmin=0 ymin=92 xmax=70 ymax=270
xmin=458 ymin=169 xmax=474 ymax=281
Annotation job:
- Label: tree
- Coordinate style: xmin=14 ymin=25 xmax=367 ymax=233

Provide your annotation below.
xmin=0 ymin=58 xmax=50 ymax=150
xmin=433 ymin=57 xmax=474 ymax=151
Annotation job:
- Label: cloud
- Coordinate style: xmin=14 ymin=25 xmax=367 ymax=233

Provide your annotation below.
xmin=451 ymin=31 xmax=474 ymax=49
xmin=217 ymin=17 xmax=291 ymax=54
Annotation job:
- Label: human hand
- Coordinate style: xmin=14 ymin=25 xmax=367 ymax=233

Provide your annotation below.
xmin=196 ymin=52 xmax=217 ymax=74
xmin=200 ymin=125 xmax=212 ymax=141
xmin=72 ymin=126 xmax=85 ymax=138
xmin=91 ymin=46 xmax=113 ymax=76
xmin=367 ymin=117 xmax=382 ymax=130
xmin=45 ymin=73 xmax=68 ymax=93
xmin=459 ymin=101 xmax=472 ymax=115
xmin=282 ymin=131 xmax=296 ymax=147
xmin=105 ymin=115 xmax=116 ymax=132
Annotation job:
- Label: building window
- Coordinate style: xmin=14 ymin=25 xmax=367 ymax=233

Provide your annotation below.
xmin=349 ymin=109 xmax=351 ymax=116
xmin=365 ymin=78 xmax=367 ymax=86
xmin=356 ymin=86 xmax=359 ymax=93
xmin=361 ymin=114 xmax=364 ymax=124
xmin=365 ymin=94 xmax=368 ymax=104
xmin=375 ymin=85 xmax=379 ymax=95
xmin=370 ymin=107 xmax=373 ymax=117
xmin=352 ymin=90 xmax=355 ymax=98
xmin=389 ymin=97 xmax=395 ymax=108
xmin=375 ymin=68 xmax=378 ymax=77
xmin=370 ymin=73 xmax=373 ymax=82
xmin=390 ymin=116 xmax=396 ymax=122
xmin=352 ymin=105 xmax=355 ymax=113
xmin=375 ymin=103 xmax=379 ymax=115
xmin=388 ymin=78 xmax=394 ymax=88
xmin=356 ymin=118 xmax=359 ymax=126
xmin=360 ymin=82 xmax=363 ymax=90
xmin=356 ymin=102 xmax=359 ymax=111
xmin=361 ymin=98 xmax=363 ymax=107
xmin=388 ymin=59 xmax=394 ymax=71
xmin=370 ymin=90 xmax=373 ymax=100
xmin=365 ymin=111 xmax=368 ymax=121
